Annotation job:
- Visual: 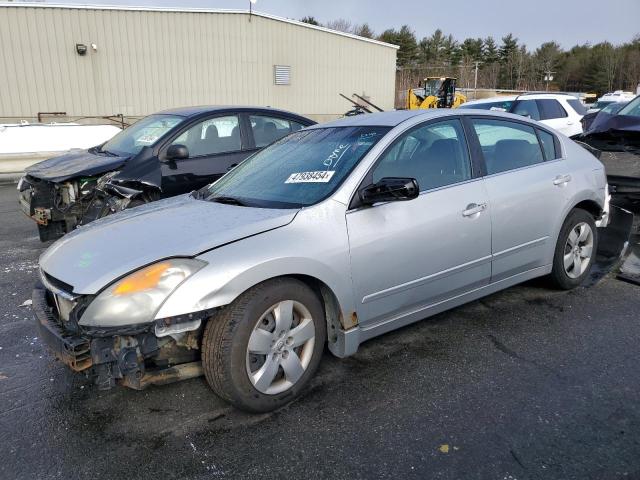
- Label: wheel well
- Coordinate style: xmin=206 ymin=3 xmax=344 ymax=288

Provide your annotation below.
xmin=572 ymin=200 xmax=602 ymax=220
xmin=288 ymin=274 xmax=346 ymax=346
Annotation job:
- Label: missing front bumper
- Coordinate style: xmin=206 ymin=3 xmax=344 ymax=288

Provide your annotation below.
xmin=33 ymin=283 xmax=205 ymax=390
xmin=33 ymin=285 xmax=92 ymax=372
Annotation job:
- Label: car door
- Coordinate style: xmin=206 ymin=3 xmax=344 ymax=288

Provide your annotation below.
xmin=537 ymin=99 xmax=575 ymax=136
xmin=160 ymin=114 xmax=250 ymax=196
xmin=468 ymin=117 xmax=571 ymax=282
xmin=346 ymin=118 xmax=492 ymax=327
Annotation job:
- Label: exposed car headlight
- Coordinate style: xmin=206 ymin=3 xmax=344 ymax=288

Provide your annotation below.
xmin=79 ymin=258 xmax=207 ymax=327
xmin=17 ymin=176 xmax=26 ymax=192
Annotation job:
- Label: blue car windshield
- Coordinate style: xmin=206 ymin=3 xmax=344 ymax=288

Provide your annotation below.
xmin=204 ymin=126 xmax=390 ymax=208
xmin=617 ymin=96 xmax=640 ymax=118
xmin=101 ymin=114 xmax=184 ymax=156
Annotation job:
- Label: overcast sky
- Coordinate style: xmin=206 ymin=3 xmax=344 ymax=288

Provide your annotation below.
xmin=24 ymin=0 xmax=640 ymax=48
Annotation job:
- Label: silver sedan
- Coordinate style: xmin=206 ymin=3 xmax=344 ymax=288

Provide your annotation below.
xmin=34 ymin=109 xmax=609 ymax=412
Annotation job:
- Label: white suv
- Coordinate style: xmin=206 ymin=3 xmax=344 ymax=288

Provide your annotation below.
xmin=459 ymin=93 xmax=587 ymax=137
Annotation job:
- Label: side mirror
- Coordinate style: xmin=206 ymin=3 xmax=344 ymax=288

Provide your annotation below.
xmin=359 ymin=177 xmax=419 ymax=206
xmin=166 ymin=144 xmax=189 ymax=160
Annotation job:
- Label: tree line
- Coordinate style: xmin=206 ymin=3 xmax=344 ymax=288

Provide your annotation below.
xmin=300 ymin=17 xmax=640 ymax=95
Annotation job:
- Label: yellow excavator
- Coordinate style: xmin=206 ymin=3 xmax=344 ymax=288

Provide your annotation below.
xmin=406 ymin=77 xmax=466 ymax=109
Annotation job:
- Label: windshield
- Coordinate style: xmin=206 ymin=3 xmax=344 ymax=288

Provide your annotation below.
xmin=204 ymin=126 xmax=390 ymax=208
xmin=101 ymin=114 xmax=184 ymax=156
xmin=617 ymin=96 xmax=640 ymax=117
xmin=601 ymin=102 xmax=627 ymax=114
xmin=424 ymin=79 xmax=442 ymax=96
xmin=592 ymin=101 xmax=614 ymax=110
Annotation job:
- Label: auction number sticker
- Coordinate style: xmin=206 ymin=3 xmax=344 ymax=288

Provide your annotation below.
xmin=285 ymin=171 xmax=335 ymax=183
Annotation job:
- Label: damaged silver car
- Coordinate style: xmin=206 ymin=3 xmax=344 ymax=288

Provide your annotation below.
xmin=34 ymin=109 xmax=609 ymax=412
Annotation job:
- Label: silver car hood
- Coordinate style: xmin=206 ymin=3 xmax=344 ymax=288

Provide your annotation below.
xmin=39 ymin=195 xmax=298 ymax=294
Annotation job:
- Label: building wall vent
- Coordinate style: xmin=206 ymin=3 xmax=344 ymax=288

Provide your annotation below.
xmin=274 ymin=65 xmax=291 ymax=85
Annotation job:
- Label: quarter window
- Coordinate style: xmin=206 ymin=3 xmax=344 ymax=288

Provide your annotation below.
xmin=249 ymin=115 xmax=302 ymax=148
xmin=171 ymin=115 xmax=241 ymax=157
xmin=567 ymin=99 xmax=588 ymax=116
xmin=538 ymin=99 xmax=568 ymax=119
xmin=537 ymin=129 xmax=560 ymax=160
xmin=512 ymin=100 xmax=541 ymax=121
xmin=471 ymin=119 xmax=544 ymax=175
xmin=372 ymin=119 xmax=472 ymax=191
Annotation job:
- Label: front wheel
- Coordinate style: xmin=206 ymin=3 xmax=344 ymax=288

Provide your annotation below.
xmin=201 ymin=278 xmax=326 ymax=412
xmin=549 ymin=208 xmax=598 ymax=289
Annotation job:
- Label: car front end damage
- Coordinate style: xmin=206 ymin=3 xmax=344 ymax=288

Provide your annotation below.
xmin=18 ymin=171 xmax=157 ymax=242
xmin=32 ymin=270 xmax=210 ymax=390
xmin=19 ymin=145 xmax=164 ymax=241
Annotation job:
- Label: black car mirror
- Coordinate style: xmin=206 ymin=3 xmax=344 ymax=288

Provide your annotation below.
xmin=166 ymin=144 xmax=189 ymax=160
xmin=359 ymin=177 xmax=419 ymax=206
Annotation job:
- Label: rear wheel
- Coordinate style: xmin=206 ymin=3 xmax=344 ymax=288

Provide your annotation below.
xmin=549 ymin=208 xmax=598 ymax=289
xmin=201 ymin=278 xmax=326 ymax=412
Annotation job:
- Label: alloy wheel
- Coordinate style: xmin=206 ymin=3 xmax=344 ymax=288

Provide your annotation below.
xmin=246 ymin=300 xmax=316 ymax=395
xmin=563 ymin=222 xmax=594 ymax=279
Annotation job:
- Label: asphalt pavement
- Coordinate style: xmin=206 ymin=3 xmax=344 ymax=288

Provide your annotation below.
xmin=1 ymin=183 xmax=639 ymax=480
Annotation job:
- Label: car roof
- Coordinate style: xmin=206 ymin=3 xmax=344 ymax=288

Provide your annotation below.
xmin=306 ymin=109 xmax=446 ymax=128
xmin=462 ymin=95 xmax=518 ymax=106
xmin=516 ymin=93 xmax=577 ymax=100
xmin=305 ymin=108 xmax=542 ymax=128
xmin=463 ymin=93 xmax=582 ymax=105
xmin=156 ymin=105 xmax=314 ymax=123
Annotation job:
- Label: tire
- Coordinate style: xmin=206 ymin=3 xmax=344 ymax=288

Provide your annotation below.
xmin=549 ymin=208 xmax=598 ymax=290
xmin=201 ymin=278 xmax=326 ymax=412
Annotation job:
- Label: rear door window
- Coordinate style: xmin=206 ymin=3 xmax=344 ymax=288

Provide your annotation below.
xmin=538 ymin=99 xmax=568 ymax=119
xmin=511 ymin=100 xmax=541 ymax=121
xmin=471 ymin=118 xmax=544 ymax=175
xmin=250 ymin=115 xmax=298 ymax=148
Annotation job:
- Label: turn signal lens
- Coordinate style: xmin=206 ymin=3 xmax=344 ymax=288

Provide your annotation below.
xmin=113 ymin=262 xmax=171 ymax=295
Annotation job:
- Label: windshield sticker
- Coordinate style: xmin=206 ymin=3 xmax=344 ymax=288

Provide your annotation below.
xmin=324 ymin=144 xmax=350 ymax=168
xmin=137 ymin=134 xmax=159 ymax=145
xmin=285 ymin=171 xmax=336 ymax=183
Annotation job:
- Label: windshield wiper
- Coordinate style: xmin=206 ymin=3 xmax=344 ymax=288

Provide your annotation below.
xmin=96 ymin=145 xmax=117 ymax=156
xmin=209 ymin=195 xmax=247 ymax=206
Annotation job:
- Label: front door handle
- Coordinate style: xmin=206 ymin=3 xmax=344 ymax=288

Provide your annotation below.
xmin=553 ymin=174 xmax=572 ymax=186
xmin=462 ymin=203 xmax=487 ymax=217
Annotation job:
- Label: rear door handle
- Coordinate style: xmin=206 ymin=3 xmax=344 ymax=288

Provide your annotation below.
xmin=462 ymin=203 xmax=487 ymax=217
xmin=553 ymin=174 xmax=572 ymax=186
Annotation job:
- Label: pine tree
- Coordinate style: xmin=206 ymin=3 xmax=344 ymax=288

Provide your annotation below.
xmin=483 ymin=37 xmax=499 ymax=63
xmin=300 ymin=16 xmax=320 ymax=26
xmin=354 ymin=23 xmax=374 ymax=38
xmin=380 ymin=25 xmax=418 ymax=67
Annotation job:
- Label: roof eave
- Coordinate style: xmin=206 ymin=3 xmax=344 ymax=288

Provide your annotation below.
xmin=0 ymin=3 xmax=400 ymax=50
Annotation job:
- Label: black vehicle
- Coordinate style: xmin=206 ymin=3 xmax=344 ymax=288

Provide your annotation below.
xmin=580 ymin=101 xmax=628 ymax=132
xmin=573 ymin=95 xmax=640 ymax=202
xmin=18 ymin=106 xmax=315 ymax=241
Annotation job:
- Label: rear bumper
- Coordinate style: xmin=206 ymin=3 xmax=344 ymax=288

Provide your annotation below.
xmin=32 ymin=283 xmax=92 ymax=372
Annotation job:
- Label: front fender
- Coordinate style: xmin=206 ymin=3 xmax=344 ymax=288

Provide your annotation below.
xmin=155 ymin=200 xmax=355 ymax=321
